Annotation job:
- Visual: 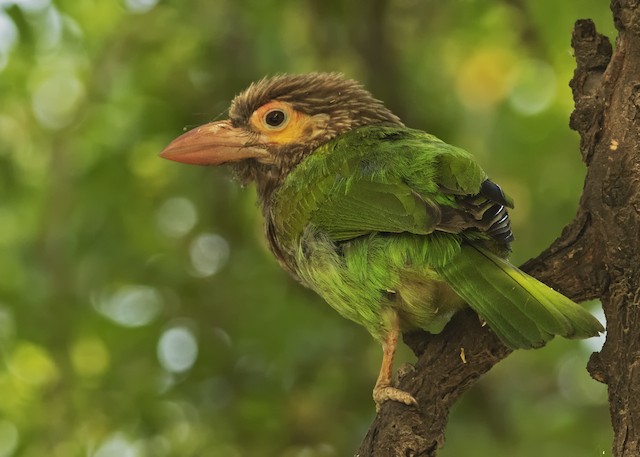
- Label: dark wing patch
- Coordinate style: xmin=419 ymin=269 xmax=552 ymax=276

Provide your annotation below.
xmin=480 ymin=179 xmax=514 ymax=209
xmin=435 ymin=178 xmax=515 ymax=248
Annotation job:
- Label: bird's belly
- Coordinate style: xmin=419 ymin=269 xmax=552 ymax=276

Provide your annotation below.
xmin=291 ymin=230 xmax=466 ymax=341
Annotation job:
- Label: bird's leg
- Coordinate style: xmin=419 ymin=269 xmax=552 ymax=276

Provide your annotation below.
xmin=373 ymin=311 xmax=417 ymax=411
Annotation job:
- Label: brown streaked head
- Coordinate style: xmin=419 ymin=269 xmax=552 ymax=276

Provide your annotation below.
xmin=160 ymin=73 xmax=403 ymax=198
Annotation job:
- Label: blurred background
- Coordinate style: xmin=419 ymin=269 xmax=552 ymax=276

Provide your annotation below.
xmin=0 ymin=0 xmax=616 ymax=456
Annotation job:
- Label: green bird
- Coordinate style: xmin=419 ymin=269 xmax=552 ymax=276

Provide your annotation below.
xmin=160 ymin=73 xmax=603 ymax=408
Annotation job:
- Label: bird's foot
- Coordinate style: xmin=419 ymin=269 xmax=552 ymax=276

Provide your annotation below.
xmin=373 ymin=385 xmax=417 ymax=412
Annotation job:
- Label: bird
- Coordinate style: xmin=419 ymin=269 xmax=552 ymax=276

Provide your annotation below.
xmin=159 ymin=72 xmax=603 ymax=409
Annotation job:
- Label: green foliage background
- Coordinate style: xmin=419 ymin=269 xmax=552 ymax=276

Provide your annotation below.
xmin=0 ymin=0 xmax=615 ymax=455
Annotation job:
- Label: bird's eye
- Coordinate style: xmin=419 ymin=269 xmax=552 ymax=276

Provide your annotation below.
xmin=264 ymin=109 xmax=287 ymax=128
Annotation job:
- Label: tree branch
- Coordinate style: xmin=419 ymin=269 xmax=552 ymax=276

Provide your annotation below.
xmin=358 ymin=310 xmax=511 ymax=456
xmin=358 ymin=2 xmax=640 ymax=455
xmin=575 ymin=2 xmax=640 ymax=455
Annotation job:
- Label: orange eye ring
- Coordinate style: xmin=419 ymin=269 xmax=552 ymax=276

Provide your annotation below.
xmin=249 ymin=101 xmax=317 ymax=145
xmin=251 ymin=101 xmax=293 ymax=132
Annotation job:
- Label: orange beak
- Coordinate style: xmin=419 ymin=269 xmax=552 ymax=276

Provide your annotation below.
xmin=159 ymin=120 xmax=268 ymax=165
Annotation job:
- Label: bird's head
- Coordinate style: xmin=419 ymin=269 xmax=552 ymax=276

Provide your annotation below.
xmin=160 ymin=73 xmax=403 ymax=196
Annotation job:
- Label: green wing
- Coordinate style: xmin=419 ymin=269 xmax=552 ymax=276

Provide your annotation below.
xmin=310 ymin=179 xmax=435 ymax=241
xmin=306 ymin=126 xmax=511 ymax=244
xmin=275 ymin=126 xmax=603 ymax=348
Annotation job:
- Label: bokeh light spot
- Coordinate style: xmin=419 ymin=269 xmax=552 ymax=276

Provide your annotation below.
xmin=93 ymin=433 xmax=139 ymax=457
xmin=189 ymin=233 xmax=230 ymax=277
xmin=0 ymin=11 xmax=18 ymax=71
xmin=557 ymin=354 xmax=607 ymax=405
xmin=581 ymin=305 xmax=606 ymax=352
xmin=509 ymin=59 xmax=557 ymax=115
xmin=0 ymin=420 xmax=19 ymax=457
xmin=8 ymin=342 xmax=59 ymax=387
xmin=70 ymin=336 xmax=111 ymax=378
xmin=31 ymin=71 xmax=85 ymax=130
xmin=156 ymin=197 xmax=198 ymax=238
xmin=157 ymin=326 xmax=198 ymax=373
xmin=455 ymin=47 xmax=515 ymax=110
xmin=124 ymin=0 xmax=159 ymax=14
xmin=93 ymin=285 xmax=163 ymax=328
xmin=13 ymin=0 xmax=51 ymax=13
xmin=38 ymin=5 xmax=63 ymax=50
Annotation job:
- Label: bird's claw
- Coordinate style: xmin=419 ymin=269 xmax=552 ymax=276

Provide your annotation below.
xmin=373 ymin=386 xmax=418 ymax=412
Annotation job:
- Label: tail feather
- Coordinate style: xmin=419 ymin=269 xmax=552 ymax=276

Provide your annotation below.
xmin=437 ymin=244 xmax=603 ymax=349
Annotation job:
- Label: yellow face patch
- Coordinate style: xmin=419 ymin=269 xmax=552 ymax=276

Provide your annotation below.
xmin=250 ymin=101 xmax=318 ymax=146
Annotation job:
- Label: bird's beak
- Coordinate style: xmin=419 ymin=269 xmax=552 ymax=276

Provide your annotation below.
xmin=159 ymin=120 xmax=268 ymax=165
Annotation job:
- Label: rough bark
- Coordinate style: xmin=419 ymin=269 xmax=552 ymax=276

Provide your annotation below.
xmin=357 ymin=1 xmax=640 ymax=455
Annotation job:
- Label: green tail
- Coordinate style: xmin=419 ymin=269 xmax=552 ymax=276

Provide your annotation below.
xmin=437 ymin=244 xmax=604 ymax=349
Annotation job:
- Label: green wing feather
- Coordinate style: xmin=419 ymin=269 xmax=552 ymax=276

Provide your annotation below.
xmin=274 ymin=126 xmax=450 ymax=243
xmin=436 ymin=244 xmax=603 ymax=348
xmin=306 ymin=127 xmax=489 ymax=240
xmin=312 ymin=180 xmax=436 ymax=241
xmin=273 ymin=125 xmax=603 ymax=348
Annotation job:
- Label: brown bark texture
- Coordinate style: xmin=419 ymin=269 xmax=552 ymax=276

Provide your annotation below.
xmin=357 ymin=1 xmax=640 ymax=456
